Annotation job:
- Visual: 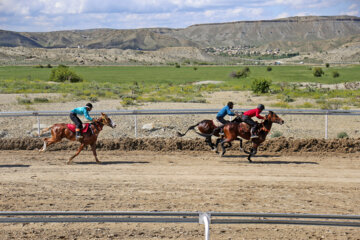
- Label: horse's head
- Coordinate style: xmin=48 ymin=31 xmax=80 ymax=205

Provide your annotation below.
xmin=266 ymin=111 xmax=284 ymax=125
xmin=99 ymin=113 xmax=116 ymax=128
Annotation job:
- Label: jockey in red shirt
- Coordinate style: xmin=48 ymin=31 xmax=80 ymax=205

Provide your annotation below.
xmin=241 ymin=104 xmax=265 ymax=138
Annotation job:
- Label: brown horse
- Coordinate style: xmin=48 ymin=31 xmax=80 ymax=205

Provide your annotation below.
xmin=216 ymin=111 xmax=284 ymax=162
xmin=176 ymin=116 xmax=242 ymax=150
xmin=39 ymin=113 xmax=116 ymax=164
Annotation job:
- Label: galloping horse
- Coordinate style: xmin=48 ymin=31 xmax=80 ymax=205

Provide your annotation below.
xmin=39 ymin=113 xmax=116 ymax=164
xmin=216 ymin=111 xmax=284 ymax=162
xmin=176 ymin=116 xmax=242 ymax=150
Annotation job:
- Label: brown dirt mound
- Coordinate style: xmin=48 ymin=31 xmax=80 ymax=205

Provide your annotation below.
xmin=1 ymin=137 xmax=360 ymax=153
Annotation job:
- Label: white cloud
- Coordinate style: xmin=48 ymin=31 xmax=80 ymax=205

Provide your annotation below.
xmin=345 ymin=10 xmax=359 ymax=16
xmin=276 ymin=12 xmax=290 ymax=19
xmin=349 ymin=4 xmax=358 ymax=10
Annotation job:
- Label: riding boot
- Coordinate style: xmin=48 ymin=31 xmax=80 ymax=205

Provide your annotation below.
xmin=250 ymin=127 xmax=258 ymax=138
xmin=219 ymin=127 xmax=224 ymax=136
xmin=75 ymin=129 xmax=83 ymax=140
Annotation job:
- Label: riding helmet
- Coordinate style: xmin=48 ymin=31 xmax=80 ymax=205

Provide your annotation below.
xmin=227 ymin=101 xmax=234 ymax=109
xmin=86 ymin=103 xmax=93 ymax=109
xmin=257 ymin=104 xmax=265 ymax=111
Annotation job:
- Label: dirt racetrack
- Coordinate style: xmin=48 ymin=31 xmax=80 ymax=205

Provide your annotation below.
xmin=1 ymin=137 xmax=360 ymax=240
xmin=1 ymin=137 xmax=360 ymax=153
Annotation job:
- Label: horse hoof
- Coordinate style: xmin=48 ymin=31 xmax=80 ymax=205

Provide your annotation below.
xmin=96 ymin=161 xmax=102 ymax=164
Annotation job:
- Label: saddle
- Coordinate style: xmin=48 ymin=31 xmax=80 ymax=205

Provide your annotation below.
xmin=67 ymin=123 xmax=90 ymax=133
xmin=212 ymin=118 xmax=224 ymax=128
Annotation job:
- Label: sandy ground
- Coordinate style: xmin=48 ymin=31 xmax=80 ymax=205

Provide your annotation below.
xmin=0 ymin=150 xmax=359 ymax=239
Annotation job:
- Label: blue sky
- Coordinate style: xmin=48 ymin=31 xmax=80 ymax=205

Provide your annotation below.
xmin=0 ymin=0 xmax=359 ymax=32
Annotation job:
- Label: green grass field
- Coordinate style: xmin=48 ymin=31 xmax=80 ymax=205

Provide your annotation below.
xmin=1 ymin=65 xmax=360 ymax=108
xmin=1 ymin=65 xmax=359 ymax=84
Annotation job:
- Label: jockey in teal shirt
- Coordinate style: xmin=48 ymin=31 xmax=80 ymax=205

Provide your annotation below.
xmin=216 ymin=101 xmax=237 ymax=135
xmin=216 ymin=101 xmax=235 ymax=125
xmin=70 ymin=103 xmax=93 ymax=140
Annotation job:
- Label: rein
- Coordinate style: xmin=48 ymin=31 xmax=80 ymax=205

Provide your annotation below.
xmin=91 ymin=118 xmax=104 ymax=132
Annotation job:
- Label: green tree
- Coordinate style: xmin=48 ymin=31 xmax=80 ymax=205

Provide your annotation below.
xmin=313 ymin=67 xmax=324 ymax=77
xmin=49 ymin=65 xmax=83 ymax=83
xmin=251 ymin=78 xmax=272 ymax=93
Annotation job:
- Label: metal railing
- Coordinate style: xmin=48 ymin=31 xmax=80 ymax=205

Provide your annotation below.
xmin=1 ymin=108 xmax=360 ymax=139
xmin=1 ymin=211 xmax=360 ymax=240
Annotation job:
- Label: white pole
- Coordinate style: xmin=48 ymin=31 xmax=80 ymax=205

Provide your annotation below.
xmin=37 ymin=115 xmax=40 ymax=137
xmin=199 ymin=213 xmax=211 ymax=240
xmin=134 ymin=115 xmax=137 ymax=138
xmin=325 ymin=111 xmax=328 ymax=139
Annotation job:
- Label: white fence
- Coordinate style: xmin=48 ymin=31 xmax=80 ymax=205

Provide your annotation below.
xmin=1 ymin=211 xmax=360 ymax=240
xmin=1 ymin=108 xmax=360 ymax=139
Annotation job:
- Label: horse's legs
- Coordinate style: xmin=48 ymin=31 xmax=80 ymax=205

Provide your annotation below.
xmin=247 ymin=147 xmax=258 ymax=163
xmin=215 ymin=138 xmax=222 ymax=154
xmin=91 ymin=143 xmax=101 ymax=164
xmin=220 ymin=139 xmax=232 ymax=157
xmin=238 ymin=138 xmax=243 ymax=151
xmin=39 ymin=136 xmax=62 ymax=152
xmin=205 ymin=136 xmax=215 ymax=151
xmin=67 ymin=143 xmax=85 ymax=165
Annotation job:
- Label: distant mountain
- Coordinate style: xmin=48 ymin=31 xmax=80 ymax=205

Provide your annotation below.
xmin=1 ymin=16 xmax=360 ymax=51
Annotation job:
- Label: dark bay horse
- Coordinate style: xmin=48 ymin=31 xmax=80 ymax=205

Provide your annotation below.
xmin=216 ymin=111 xmax=284 ymax=162
xmin=39 ymin=113 xmax=116 ymax=164
xmin=177 ymin=116 xmax=242 ymax=150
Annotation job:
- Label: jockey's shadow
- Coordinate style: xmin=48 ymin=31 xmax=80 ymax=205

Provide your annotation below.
xmin=0 ymin=164 xmax=31 ymax=168
xmin=75 ymin=161 xmax=150 ymax=165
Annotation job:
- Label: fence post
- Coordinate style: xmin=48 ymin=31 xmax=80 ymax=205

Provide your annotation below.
xmin=134 ymin=113 xmax=138 ymax=138
xmin=199 ymin=212 xmax=211 ymax=240
xmin=33 ymin=112 xmax=41 ymax=137
xmin=325 ymin=111 xmax=328 ymax=139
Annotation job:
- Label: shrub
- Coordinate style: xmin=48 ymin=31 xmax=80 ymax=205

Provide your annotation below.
xmin=271 ymin=131 xmax=283 ymax=138
xmin=337 ymin=132 xmax=348 ymax=139
xmin=313 ymin=67 xmax=324 ymax=77
xmin=332 ymin=71 xmax=340 ymax=78
xmin=296 ymin=102 xmax=315 ymax=108
xmin=320 ymin=100 xmax=343 ymax=110
xmin=283 ymin=95 xmax=294 ymax=103
xmin=33 ymin=97 xmax=49 ymax=103
xmin=89 ymin=95 xmax=98 ymax=102
xmin=325 ymin=63 xmax=330 ymax=68
xmin=251 ymin=78 xmax=271 ymax=93
xmin=49 ymin=65 xmax=83 ymax=83
xmin=175 ymin=63 xmax=181 ymax=68
xmin=17 ymin=97 xmax=32 ymax=105
xmin=121 ymin=97 xmax=136 ymax=106
xmin=266 ymin=66 xmax=272 ymax=72
xmin=230 ymin=67 xmax=250 ymax=79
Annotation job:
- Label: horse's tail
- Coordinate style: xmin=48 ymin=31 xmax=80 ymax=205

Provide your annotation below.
xmin=176 ymin=122 xmax=202 ymax=137
xmin=38 ymin=125 xmax=53 ymax=137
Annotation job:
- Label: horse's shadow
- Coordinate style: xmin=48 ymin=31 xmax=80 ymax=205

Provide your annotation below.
xmin=0 ymin=164 xmax=31 ymax=168
xmin=222 ymin=154 xmax=318 ymax=165
xmin=75 ymin=161 xmax=150 ymax=165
